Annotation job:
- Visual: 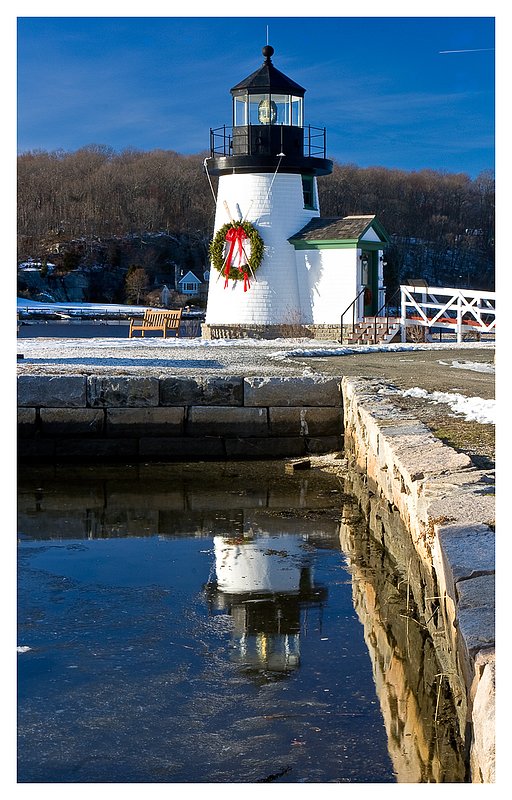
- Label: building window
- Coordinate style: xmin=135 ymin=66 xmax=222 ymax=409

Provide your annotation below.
xmin=302 ymin=175 xmax=316 ymax=210
xmin=183 ymin=283 xmax=197 ymax=292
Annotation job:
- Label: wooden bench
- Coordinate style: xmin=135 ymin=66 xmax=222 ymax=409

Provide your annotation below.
xmin=128 ymin=308 xmax=182 ymax=338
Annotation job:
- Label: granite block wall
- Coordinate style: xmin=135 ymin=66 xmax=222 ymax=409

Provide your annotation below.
xmin=17 ymin=374 xmax=343 ymax=462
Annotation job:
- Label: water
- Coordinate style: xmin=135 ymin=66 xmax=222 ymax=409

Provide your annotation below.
xmin=17 ymin=463 xmax=466 ymax=783
xmin=17 ymin=318 xmax=202 ymax=338
xmin=17 ymin=320 xmax=132 ymax=338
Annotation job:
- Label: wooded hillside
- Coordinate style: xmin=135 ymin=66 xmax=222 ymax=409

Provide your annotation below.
xmin=17 ymin=146 xmax=495 ymax=299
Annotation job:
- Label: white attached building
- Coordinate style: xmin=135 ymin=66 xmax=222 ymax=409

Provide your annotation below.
xmin=290 ymin=215 xmax=389 ymax=329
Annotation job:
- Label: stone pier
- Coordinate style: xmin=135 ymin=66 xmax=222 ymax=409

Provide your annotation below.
xmin=340 ymin=376 xmax=495 ymax=783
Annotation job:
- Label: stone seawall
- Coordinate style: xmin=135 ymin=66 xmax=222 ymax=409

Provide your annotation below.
xmin=201 ymin=323 xmax=343 ymax=340
xmin=17 ymin=374 xmax=342 ymax=462
xmin=341 ymin=376 xmax=495 ymax=784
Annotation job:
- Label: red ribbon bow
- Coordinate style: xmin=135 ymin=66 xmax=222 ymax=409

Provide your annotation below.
xmin=224 ymin=226 xmax=248 ymax=288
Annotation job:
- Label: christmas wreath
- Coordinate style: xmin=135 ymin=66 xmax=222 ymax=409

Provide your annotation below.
xmin=209 ymin=220 xmax=265 ymax=291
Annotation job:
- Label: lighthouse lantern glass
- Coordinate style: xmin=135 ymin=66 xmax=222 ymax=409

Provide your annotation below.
xmin=291 ymin=95 xmax=303 ymax=127
xmin=234 ymin=92 xmax=304 ymax=127
xmin=246 ymin=94 xmax=269 ymax=125
xmin=258 ymin=97 xmax=278 ymax=124
xmin=233 ymin=95 xmax=248 ymax=126
xmin=272 ymin=94 xmax=303 ymax=126
xmin=271 ymin=94 xmax=291 ymax=125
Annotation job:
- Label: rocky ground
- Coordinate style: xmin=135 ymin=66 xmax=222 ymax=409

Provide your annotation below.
xmin=17 ymin=337 xmax=496 ymax=469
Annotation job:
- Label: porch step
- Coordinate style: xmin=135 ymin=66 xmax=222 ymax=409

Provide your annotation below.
xmin=346 ymin=317 xmax=401 ymax=345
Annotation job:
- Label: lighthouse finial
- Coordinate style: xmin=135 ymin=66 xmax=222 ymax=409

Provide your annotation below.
xmin=262 ymin=44 xmax=274 ymax=63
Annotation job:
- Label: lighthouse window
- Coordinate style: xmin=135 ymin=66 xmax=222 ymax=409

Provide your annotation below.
xmin=291 ymin=96 xmax=303 ymax=127
xmin=302 ymin=175 xmax=316 ymax=210
xmin=272 ymin=94 xmax=291 ymax=125
xmin=244 ymin=93 xmax=303 ymax=126
xmin=258 ymin=97 xmax=278 ymax=125
xmin=233 ymin=95 xmax=247 ymax=126
xmin=249 ymin=95 xmax=270 ymax=125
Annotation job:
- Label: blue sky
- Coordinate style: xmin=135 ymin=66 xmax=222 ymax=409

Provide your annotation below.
xmin=16 ymin=10 xmax=496 ymax=177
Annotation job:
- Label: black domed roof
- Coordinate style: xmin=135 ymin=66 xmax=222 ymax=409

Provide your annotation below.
xmin=230 ymin=45 xmax=305 ymax=95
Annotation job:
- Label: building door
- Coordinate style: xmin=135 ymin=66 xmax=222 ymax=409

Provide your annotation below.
xmin=361 ymin=251 xmax=377 ymax=316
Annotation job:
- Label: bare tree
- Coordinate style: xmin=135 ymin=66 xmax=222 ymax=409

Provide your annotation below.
xmin=17 ymin=147 xmax=494 ymax=293
xmin=125 ymin=267 xmax=149 ymax=305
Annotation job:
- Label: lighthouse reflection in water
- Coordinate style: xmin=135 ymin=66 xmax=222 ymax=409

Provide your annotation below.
xmin=206 ymin=530 xmax=327 ymax=677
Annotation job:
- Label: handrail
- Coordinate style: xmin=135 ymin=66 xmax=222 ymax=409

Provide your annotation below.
xmin=372 ymin=287 xmax=401 ymax=344
xmin=399 ymin=284 xmax=496 ymax=343
xmin=339 ymin=288 xmax=365 ymax=344
xmin=209 ymin=124 xmax=327 ymax=159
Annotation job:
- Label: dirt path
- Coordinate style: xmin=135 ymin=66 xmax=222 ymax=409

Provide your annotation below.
xmin=291 ymin=347 xmax=495 ymax=398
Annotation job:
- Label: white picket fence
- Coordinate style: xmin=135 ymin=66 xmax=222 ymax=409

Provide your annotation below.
xmin=400 ymin=284 xmax=496 ymax=343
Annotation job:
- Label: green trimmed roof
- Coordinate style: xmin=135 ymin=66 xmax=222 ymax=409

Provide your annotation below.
xmin=289 ymin=215 xmax=390 ymax=244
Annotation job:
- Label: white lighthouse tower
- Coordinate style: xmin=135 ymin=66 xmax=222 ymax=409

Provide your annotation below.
xmin=203 ymin=45 xmax=333 ymax=338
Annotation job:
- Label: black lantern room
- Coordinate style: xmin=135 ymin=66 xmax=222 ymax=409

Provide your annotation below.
xmin=207 ymin=45 xmax=332 ymax=177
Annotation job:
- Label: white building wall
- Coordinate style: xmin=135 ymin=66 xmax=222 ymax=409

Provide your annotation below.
xmin=296 ymin=248 xmax=359 ymax=324
xmin=213 ymin=534 xmax=308 ymax=594
xmin=205 ymin=172 xmax=319 ymax=325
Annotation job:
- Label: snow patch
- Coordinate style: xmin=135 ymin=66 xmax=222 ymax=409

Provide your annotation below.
xmin=401 ymin=387 xmax=495 ymax=424
xmin=437 ymin=359 xmax=495 ymax=374
xmin=271 ymin=342 xmax=495 ymax=361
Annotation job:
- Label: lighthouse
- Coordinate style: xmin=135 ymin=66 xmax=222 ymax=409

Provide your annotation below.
xmin=205 ymin=528 xmax=328 ymax=675
xmin=203 ymin=44 xmax=333 ymax=338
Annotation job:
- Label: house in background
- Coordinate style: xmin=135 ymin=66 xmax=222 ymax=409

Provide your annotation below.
xmin=178 ymin=270 xmax=203 ymax=296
